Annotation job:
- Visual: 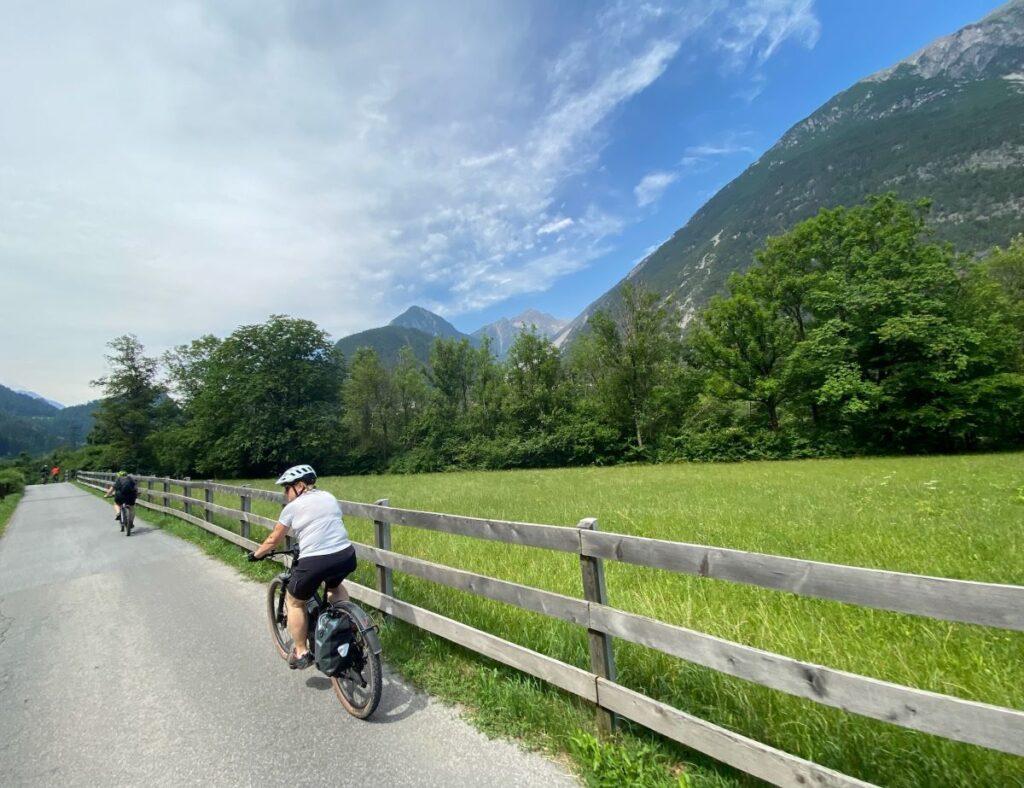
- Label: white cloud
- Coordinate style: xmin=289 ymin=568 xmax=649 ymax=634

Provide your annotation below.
xmin=0 ymin=0 xmax=820 ymax=403
xmin=538 ymin=217 xmax=575 ymax=235
xmin=684 ymin=142 xmax=755 ymax=157
xmin=715 ymin=0 xmax=820 ymax=69
xmin=634 ymin=171 xmax=679 ymax=207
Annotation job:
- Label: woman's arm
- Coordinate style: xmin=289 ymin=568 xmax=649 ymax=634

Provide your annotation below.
xmin=252 ymin=522 xmax=288 ymax=559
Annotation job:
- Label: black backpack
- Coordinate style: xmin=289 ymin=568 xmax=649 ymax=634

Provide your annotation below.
xmin=314 ymin=606 xmax=358 ymax=676
xmin=118 ymin=476 xmax=138 ymax=496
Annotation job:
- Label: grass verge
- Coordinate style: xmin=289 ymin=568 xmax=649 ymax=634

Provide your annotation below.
xmin=0 ymin=492 xmax=22 ymax=539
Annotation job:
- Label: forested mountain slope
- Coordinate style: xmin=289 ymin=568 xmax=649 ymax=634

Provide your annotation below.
xmin=0 ymin=385 xmax=96 ymax=457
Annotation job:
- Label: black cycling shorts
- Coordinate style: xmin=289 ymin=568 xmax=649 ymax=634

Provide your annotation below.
xmin=114 ymin=493 xmax=137 ymax=506
xmin=287 ymin=546 xmax=357 ymax=601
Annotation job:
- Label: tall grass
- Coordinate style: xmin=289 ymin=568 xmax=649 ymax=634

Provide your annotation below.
xmin=125 ymin=454 xmax=1024 ymax=785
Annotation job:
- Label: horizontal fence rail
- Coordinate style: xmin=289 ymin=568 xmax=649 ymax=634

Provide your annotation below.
xmin=76 ymin=471 xmax=1024 ymax=785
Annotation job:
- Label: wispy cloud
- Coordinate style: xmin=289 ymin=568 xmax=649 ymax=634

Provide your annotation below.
xmin=715 ymin=0 xmax=819 ymax=103
xmin=715 ymin=0 xmax=820 ymax=69
xmin=538 ymin=217 xmax=575 ymax=235
xmin=634 ymin=171 xmax=679 ymax=207
xmin=684 ymin=142 xmax=756 ymax=157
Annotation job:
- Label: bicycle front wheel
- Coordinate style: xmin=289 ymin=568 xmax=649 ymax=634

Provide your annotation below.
xmin=331 ymin=604 xmax=382 ymax=719
xmin=266 ymin=577 xmax=294 ymax=661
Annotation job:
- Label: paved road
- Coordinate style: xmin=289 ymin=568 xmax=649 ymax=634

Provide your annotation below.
xmin=0 ymin=484 xmax=578 ymax=787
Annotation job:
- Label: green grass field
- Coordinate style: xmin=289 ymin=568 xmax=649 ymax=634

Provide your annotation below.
xmin=121 ymin=453 xmax=1024 ymax=786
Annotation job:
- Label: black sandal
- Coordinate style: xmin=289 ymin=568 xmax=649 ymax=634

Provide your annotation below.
xmin=288 ymin=650 xmax=314 ymax=670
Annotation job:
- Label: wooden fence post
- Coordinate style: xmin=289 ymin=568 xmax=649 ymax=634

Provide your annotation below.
xmin=578 ymin=517 xmax=617 ymax=737
xmin=373 ymin=498 xmax=393 ymax=598
xmin=183 ymin=477 xmax=191 ymax=517
xmin=162 ymin=479 xmax=170 ymax=509
xmin=204 ymin=483 xmax=213 ymax=523
xmin=240 ymin=485 xmax=251 ymax=540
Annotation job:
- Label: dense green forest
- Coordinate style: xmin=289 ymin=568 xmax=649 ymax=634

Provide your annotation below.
xmin=27 ymin=195 xmax=1023 ymax=479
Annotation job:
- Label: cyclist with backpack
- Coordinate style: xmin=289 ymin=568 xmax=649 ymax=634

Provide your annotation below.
xmin=248 ymin=464 xmax=357 ymax=670
xmin=103 ymin=471 xmax=138 ymax=527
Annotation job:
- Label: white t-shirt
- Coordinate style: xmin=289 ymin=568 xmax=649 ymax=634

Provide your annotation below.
xmin=279 ymin=489 xmax=351 ymax=558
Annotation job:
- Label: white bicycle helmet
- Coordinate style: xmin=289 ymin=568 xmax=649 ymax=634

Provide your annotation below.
xmin=275 ymin=464 xmax=317 ymax=486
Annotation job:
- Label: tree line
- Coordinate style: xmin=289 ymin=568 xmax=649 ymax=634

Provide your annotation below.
xmin=68 ymin=194 xmax=1024 ymax=478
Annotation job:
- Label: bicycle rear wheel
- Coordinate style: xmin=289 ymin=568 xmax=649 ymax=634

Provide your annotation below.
xmin=331 ymin=604 xmax=382 ymax=719
xmin=266 ymin=577 xmax=294 ymax=660
xmin=125 ymin=505 xmax=133 ymax=536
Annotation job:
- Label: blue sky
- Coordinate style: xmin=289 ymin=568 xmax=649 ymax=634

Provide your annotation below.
xmin=0 ymin=0 xmax=1006 ymax=404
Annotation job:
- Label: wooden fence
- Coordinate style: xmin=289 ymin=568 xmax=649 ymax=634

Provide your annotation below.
xmin=76 ymin=471 xmax=1024 ymax=788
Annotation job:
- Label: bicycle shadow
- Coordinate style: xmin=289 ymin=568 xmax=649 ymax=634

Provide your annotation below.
xmin=304 ymin=668 xmax=427 ymax=723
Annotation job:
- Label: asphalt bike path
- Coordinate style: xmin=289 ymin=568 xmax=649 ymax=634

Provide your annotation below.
xmin=0 ymin=483 xmax=579 ymax=787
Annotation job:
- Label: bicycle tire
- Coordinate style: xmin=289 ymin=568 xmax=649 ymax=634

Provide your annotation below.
xmin=331 ymin=603 xmax=382 ymax=719
xmin=266 ymin=577 xmax=294 ymax=661
xmin=125 ymin=505 xmax=133 ymax=536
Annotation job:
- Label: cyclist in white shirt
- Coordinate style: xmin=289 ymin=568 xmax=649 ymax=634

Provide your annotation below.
xmin=248 ymin=464 xmax=356 ymax=670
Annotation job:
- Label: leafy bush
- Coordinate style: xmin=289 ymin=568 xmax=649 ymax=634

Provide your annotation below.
xmin=0 ymin=468 xmax=26 ymax=498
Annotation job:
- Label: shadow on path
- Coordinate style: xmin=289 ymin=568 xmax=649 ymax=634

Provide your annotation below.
xmin=304 ymin=670 xmax=428 ymax=724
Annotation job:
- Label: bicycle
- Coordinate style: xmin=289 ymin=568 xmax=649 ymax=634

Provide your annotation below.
xmin=261 ymin=547 xmax=383 ymax=719
xmin=119 ymin=501 xmax=135 ymax=536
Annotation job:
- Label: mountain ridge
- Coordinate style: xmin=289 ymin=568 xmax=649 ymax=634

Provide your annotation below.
xmin=338 ymin=305 xmax=567 ymax=364
xmin=0 ymin=384 xmax=96 ymax=458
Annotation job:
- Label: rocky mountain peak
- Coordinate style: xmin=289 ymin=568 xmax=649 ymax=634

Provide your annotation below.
xmin=388 ymin=306 xmax=464 ymax=340
xmin=868 ymin=0 xmax=1024 ymax=82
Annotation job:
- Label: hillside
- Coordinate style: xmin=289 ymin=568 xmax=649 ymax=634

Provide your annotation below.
xmin=556 ymin=0 xmax=1024 ymax=344
xmin=335 ymin=325 xmax=438 ymax=367
xmin=0 ymin=385 xmax=59 ymax=418
xmin=0 ymin=385 xmax=96 ymax=457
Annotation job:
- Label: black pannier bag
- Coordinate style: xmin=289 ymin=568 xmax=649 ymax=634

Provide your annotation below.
xmin=314 ymin=606 xmax=357 ymax=676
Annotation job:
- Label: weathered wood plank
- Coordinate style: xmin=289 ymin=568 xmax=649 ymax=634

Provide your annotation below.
xmin=355 ymin=544 xmax=590 ymax=625
xmin=372 ymin=498 xmax=393 ymax=600
xmin=203 ymin=480 xmax=285 ymax=503
xmin=136 ymin=487 xmax=203 ymax=507
xmin=596 ymin=680 xmax=875 ymax=788
xmin=343 ymin=501 xmax=580 ymax=552
xmin=201 ymin=501 xmax=277 ymax=529
xmin=581 ymin=531 xmax=1024 ymax=631
xmin=132 ymin=488 xmax=276 ymax=529
xmin=351 ymin=586 xmax=598 ymax=702
xmin=590 ymin=605 xmax=1024 ymax=755
xmin=578 ymin=517 xmax=617 ymax=736
xmin=136 ymin=500 xmax=259 ymax=551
